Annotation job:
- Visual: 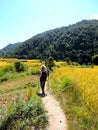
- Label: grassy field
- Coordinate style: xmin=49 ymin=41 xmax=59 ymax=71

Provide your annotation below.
xmin=0 ymin=58 xmax=98 ymax=130
xmin=0 ymin=59 xmax=48 ymax=130
xmin=50 ymin=66 xmax=98 ymax=130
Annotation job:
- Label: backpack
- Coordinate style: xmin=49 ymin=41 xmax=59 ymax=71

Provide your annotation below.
xmin=40 ymin=70 xmax=47 ymax=81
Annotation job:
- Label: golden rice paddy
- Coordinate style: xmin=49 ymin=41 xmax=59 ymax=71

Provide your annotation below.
xmin=52 ymin=66 xmax=98 ymax=114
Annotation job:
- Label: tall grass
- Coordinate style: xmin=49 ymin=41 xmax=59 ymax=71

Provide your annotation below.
xmin=0 ymin=83 xmax=48 ymax=130
xmin=0 ymin=96 xmax=48 ymax=130
xmin=0 ymin=60 xmax=30 ymax=83
xmin=50 ymin=66 xmax=98 ymax=130
xmin=0 ymin=59 xmax=49 ymax=129
xmin=0 ymin=65 xmax=15 ymax=83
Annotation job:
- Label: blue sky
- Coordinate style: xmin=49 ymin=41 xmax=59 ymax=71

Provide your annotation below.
xmin=0 ymin=0 xmax=98 ymax=49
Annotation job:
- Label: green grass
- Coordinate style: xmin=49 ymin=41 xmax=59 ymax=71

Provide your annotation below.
xmin=0 ymin=63 xmax=39 ymax=84
xmin=0 ymin=63 xmax=49 ymax=129
xmin=0 ymin=82 xmax=49 ymax=130
xmin=0 ymin=97 xmax=48 ymax=130
xmin=0 ymin=81 xmax=36 ymax=95
xmin=50 ymin=75 xmax=98 ymax=130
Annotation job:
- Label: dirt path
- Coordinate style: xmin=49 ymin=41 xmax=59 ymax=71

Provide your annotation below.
xmin=1 ymin=76 xmax=68 ymax=130
xmin=41 ymin=83 xmax=68 ymax=130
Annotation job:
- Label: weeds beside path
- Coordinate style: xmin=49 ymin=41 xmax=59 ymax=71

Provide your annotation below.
xmin=0 ymin=75 xmax=38 ymax=109
xmin=41 ymin=83 xmax=68 ymax=130
xmin=0 ymin=75 xmax=37 ymax=89
xmin=0 ymin=75 xmax=68 ymax=130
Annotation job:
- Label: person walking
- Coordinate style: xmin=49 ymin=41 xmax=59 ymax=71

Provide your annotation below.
xmin=39 ymin=65 xmax=48 ymax=95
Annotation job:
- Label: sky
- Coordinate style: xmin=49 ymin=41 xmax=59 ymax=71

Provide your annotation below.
xmin=0 ymin=0 xmax=98 ymax=49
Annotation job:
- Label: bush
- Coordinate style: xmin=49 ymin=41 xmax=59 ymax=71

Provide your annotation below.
xmin=45 ymin=57 xmax=55 ymax=70
xmin=14 ymin=61 xmax=27 ymax=72
xmin=93 ymin=54 xmax=98 ymax=65
xmin=0 ymin=97 xmax=48 ymax=130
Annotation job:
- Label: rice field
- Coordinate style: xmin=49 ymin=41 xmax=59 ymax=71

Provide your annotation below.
xmin=0 ymin=58 xmax=98 ymax=129
xmin=0 ymin=58 xmax=49 ymax=129
xmin=0 ymin=59 xmax=41 ymax=106
xmin=52 ymin=66 xmax=98 ymax=115
xmin=23 ymin=59 xmax=42 ymax=68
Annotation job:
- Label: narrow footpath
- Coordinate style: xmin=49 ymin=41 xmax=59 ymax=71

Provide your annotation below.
xmin=41 ymin=84 xmax=68 ymax=130
xmin=0 ymin=75 xmax=68 ymax=130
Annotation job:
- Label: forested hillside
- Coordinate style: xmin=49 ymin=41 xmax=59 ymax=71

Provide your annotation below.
xmin=0 ymin=42 xmax=22 ymax=57
xmin=2 ymin=20 xmax=98 ymax=64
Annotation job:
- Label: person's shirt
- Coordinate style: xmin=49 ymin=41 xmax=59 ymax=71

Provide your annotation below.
xmin=39 ymin=69 xmax=48 ymax=81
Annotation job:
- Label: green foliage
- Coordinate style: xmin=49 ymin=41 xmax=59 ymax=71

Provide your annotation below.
xmin=0 ymin=42 xmax=22 ymax=57
xmin=0 ymin=65 xmax=15 ymax=83
xmin=0 ymin=65 xmax=27 ymax=84
xmin=64 ymin=57 xmax=71 ymax=64
xmin=93 ymin=54 xmax=98 ymax=65
xmin=0 ymin=74 xmax=10 ymax=83
xmin=0 ymin=65 xmax=14 ymax=76
xmin=45 ymin=56 xmax=55 ymax=70
xmin=70 ymin=62 xmax=80 ymax=66
xmin=60 ymin=77 xmax=73 ymax=92
xmin=27 ymin=67 xmax=39 ymax=75
xmin=14 ymin=61 xmax=27 ymax=72
xmin=0 ymin=96 xmax=48 ymax=130
xmin=2 ymin=20 xmax=98 ymax=65
xmin=50 ymin=76 xmax=98 ymax=130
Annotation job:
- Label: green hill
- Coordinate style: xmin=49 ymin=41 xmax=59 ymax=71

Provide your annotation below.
xmin=2 ymin=20 xmax=98 ymax=64
xmin=0 ymin=42 xmax=22 ymax=57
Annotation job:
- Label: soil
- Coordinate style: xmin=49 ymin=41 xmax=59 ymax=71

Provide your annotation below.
xmin=0 ymin=76 xmax=68 ymax=130
xmin=40 ymin=83 xmax=68 ymax=130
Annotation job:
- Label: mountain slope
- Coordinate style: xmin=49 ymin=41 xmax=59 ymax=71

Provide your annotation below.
xmin=3 ymin=20 xmax=98 ymax=64
xmin=0 ymin=42 xmax=22 ymax=57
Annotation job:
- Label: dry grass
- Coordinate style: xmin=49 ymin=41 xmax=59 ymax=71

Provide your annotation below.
xmin=52 ymin=66 xmax=98 ymax=114
xmin=0 ymin=75 xmax=38 ymax=108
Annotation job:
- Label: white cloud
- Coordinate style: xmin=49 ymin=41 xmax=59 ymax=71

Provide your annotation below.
xmin=90 ymin=14 xmax=98 ymax=20
xmin=48 ymin=7 xmax=53 ymax=13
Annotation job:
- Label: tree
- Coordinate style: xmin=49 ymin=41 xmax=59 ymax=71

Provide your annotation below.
xmin=45 ymin=57 xmax=55 ymax=70
xmin=92 ymin=55 xmax=98 ymax=65
xmin=64 ymin=57 xmax=71 ymax=65
xmin=14 ymin=61 xmax=26 ymax=72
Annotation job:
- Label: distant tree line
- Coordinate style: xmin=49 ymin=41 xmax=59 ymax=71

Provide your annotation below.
xmin=1 ymin=20 xmax=98 ymax=65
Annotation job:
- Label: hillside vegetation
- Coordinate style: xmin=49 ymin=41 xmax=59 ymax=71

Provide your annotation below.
xmin=1 ymin=20 xmax=98 ymax=65
xmin=0 ymin=42 xmax=22 ymax=57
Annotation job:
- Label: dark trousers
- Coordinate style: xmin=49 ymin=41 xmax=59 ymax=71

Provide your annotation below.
xmin=40 ymin=79 xmax=46 ymax=94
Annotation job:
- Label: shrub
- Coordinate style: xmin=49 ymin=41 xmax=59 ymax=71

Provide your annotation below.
xmin=14 ymin=61 xmax=26 ymax=72
xmin=0 ymin=96 xmax=48 ymax=130
xmin=45 ymin=57 xmax=55 ymax=70
xmin=93 ymin=54 xmax=98 ymax=65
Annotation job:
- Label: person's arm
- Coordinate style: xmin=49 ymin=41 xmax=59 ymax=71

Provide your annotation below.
xmin=38 ymin=70 xmax=42 ymax=78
